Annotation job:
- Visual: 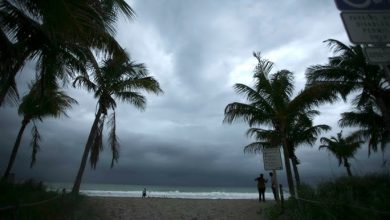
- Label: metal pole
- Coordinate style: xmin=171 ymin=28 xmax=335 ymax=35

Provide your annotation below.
xmin=279 ymin=184 xmax=284 ymax=214
xmin=272 ymin=169 xmax=280 ymax=203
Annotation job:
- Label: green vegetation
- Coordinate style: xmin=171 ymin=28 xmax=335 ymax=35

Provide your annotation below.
xmin=306 ymin=39 xmax=390 ymax=153
xmin=1 ymin=0 xmax=163 ymax=193
xmin=266 ymin=174 xmax=390 ymax=220
xmin=224 ymin=52 xmax=338 ymax=195
xmin=319 ymin=131 xmax=363 ymax=177
xmin=0 ymin=181 xmax=99 ymax=220
xmin=71 ymin=55 xmax=163 ymax=193
xmin=224 ymin=39 xmax=389 ymax=199
xmin=2 ymin=81 xmax=77 ymax=181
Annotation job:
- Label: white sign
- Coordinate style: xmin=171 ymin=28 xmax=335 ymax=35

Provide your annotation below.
xmin=341 ymin=12 xmax=390 ymax=43
xmin=263 ymin=147 xmax=283 ymax=171
xmin=364 ymin=47 xmax=390 ymax=64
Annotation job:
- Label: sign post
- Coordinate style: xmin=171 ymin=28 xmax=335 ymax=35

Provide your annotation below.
xmin=263 ymin=147 xmax=283 ymax=202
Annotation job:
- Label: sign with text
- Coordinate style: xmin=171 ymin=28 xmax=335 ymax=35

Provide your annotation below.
xmin=341 ymin=12 xmax=390 ymax=43
xmin=263 ymin=147 xmax=283 ymax=171
xmin=364 ymin=47 xmax=390 ymax=63
xmin=335 ymin=0 xmax=390 ymax=11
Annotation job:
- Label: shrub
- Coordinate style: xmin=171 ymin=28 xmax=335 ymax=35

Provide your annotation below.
xmin=267 ymin=173 xmax=390 ymax=220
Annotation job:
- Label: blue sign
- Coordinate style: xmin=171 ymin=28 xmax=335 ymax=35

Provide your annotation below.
xmin=335 ymin=0 xmax=390 ymax=10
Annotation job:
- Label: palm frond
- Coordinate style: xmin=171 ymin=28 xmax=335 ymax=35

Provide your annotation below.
xmin=324 ymin=39 xmax=353 ymax=55
xmin=113 ymin=76 xmax=163 ymax=95
xmin=252 ymin=52 xmax=274 ymax=78
xmin=30 ymin=122 xmax=41 ymax=168
xmin=90 ymin=114 xmax=105 ymax=169
xmin=73 ymin=75 xmax=97 ymax=92
xmin=107 ymin=111 xmax=119 ymax=168
xmin=243 ymin=142 xmax=274 ymax=154
xmin=223 ymin=102 xmax=268 ymax=125
xmin=114 ymin=91 xmax=146 ymax=110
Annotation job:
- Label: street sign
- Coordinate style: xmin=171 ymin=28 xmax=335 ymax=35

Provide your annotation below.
xmin=263 ymin=147 xmax=283 ymax=171
xmin=363 ymin=46 xmax=390 ymax=63
xmin=335 ymin=0 xmax=390 ymax=11
xmin=341 ymin=12 xmax=390 ymax=43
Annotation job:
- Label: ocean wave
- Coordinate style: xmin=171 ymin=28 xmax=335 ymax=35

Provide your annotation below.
xmin=80 ymin=190 xmax=270 ymax=199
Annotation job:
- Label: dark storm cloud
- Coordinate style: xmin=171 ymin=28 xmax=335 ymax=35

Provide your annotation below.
xmin=1 ymin=0 xmax=388 ymax=188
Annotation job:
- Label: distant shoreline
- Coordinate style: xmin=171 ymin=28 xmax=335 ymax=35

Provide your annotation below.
xmin=47 ymin=182 xmax=268 ymax=199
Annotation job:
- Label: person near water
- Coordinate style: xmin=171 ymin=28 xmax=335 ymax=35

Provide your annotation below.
xmin=254 ymin=173 xmax=267 ymax=202
xmin=269 ymin=172 xmax=278 ymax=201
xmin=142 ymin=188 xmax=147 ymax=198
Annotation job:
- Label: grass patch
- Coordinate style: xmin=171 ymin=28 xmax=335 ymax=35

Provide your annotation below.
xmin=0 ymin=180 xmax=100 ymax=220
xmin=266 ymin=173 xmax=390 ymax=220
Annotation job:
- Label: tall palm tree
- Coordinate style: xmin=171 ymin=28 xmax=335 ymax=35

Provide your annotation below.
xmin=2 ymin=80 xmax=77 ymax=181
xmin=71 ymin=54 xmax=163 ymax=194
xmin=224 ymin=52 xmax=338 ymax=195
xmin=319 ymin=131 xmax=362 ymax=177
xmin=306 ymin=39 xmax=390 ymax=147
xmin=0 ymin=0 xmax=134 ymax=106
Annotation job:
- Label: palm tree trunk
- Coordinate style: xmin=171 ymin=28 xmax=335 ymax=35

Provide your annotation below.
xmin=72 ymin=108 xmax=102 ymax=193
xmin=282 ymin=139 xmax=295 ymax=196
xmin=375 ymin=96 xmax=390 ymax=136
xmin=291 ymin=159 xmax=301 ymax=187
xmin=2 ymin=118 xmax=30 ymax=181
xmin=344 ymin=158 xmax=352 ymax=177
xmin=383 ymin=65 xmax=390 ymax=84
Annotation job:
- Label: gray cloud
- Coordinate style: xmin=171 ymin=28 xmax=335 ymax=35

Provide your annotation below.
xmin=1 ymin=0 xmax=388 ymax=189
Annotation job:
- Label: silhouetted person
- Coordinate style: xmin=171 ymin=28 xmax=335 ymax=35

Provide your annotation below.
xmin=142 ymin=188 xmax=147 ymax=198
xmin=254 ymin=173 xmax=267 ymax=202
xmin=269 ymin=172 xmax=278 ymax=201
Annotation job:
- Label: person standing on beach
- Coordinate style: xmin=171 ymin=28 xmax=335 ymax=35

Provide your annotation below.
xmin=142 ymin=188 xmax=147 ymax=198
xmin=254 ymin=174 xmax=267 ymax=202
xmin=269 ymin=172 xmax=278 ymax=201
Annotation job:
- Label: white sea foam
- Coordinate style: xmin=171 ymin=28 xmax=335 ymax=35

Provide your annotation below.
xmin=80 ymin=190 xmax=272 ymax=200
xmin=48 ymin=183 xmax=288 ymax=200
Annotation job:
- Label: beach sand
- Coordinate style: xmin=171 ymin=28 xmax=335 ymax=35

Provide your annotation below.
xmin=87 ymin=197 xmax=274 ymax=220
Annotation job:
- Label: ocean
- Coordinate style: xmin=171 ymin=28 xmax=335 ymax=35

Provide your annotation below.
xmin=47 ymin=183 xmax=281 ymax=200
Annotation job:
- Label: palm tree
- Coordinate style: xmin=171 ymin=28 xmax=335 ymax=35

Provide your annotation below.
xmin=2 ymin=81 xmax=77 ymax=181
xmin=71 ymin=54 xmax=163 ymax=194
xmin=319 ymin=131 xmax=362 ymax=177
xmin=339 ymin=102 xmax=388 ymax=155
xmin=286 ymin=114 xmax=330 ymax=186
xmin=306 ymin=39 xmax=390 ymax=146
xmin=0 ymin=0 xmax=134 ymax=106
xmin=245 ymin=111 xmax=331 ymax=186
xmin=224 ymin=52 xmax=338 ymax=195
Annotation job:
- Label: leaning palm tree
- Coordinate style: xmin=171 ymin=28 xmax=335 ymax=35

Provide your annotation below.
xmin=2 ymin=81 xmax=77 ymax=181
xmin=71 ymin=54 xmax=162 ymax=194
xmin=224 ymin=52 xmax=338 ymax=195
xmin=319 ymin=131 xmax=362 ymax=177
xmin=306 ymin=39 xmax=390 ymax=147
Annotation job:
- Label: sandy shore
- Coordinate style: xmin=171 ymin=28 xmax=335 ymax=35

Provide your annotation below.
xmin=87 ymin=197 xmax=274 ymax=220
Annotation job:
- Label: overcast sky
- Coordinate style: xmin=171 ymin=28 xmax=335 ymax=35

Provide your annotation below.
xmin=0 ymin=0 xmax=389 ymax=188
